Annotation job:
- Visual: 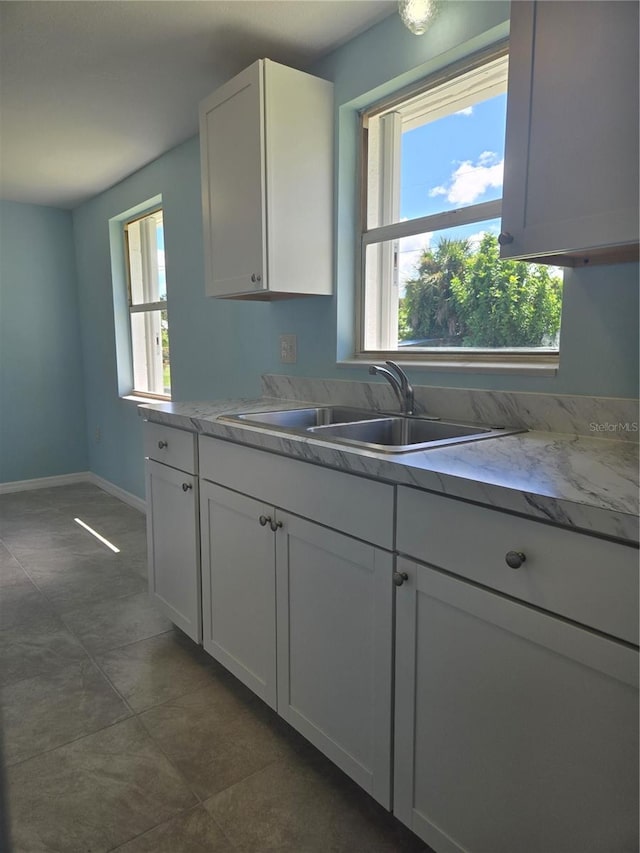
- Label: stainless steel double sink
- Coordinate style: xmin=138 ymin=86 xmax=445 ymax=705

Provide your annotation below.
xmin=220 ymin=406 xmax=522 ymax=454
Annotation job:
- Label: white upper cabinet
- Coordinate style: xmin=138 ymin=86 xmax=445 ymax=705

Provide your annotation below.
xmin=199 ymin=59 xmax=334 ymax=299
xmin=500 ymin=0 xmax=639 ymax=266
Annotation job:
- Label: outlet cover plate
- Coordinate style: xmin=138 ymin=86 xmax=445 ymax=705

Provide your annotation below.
xmin=280 ymin=334 xmax=297 ymax=364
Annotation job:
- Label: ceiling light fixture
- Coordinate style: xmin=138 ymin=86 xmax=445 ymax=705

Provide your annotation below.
xmin=398 ymin=0 xmax=440 ymax=35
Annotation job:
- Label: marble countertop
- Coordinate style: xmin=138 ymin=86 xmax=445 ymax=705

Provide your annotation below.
xmin=139 ymin=398 xmax=640 ymax=545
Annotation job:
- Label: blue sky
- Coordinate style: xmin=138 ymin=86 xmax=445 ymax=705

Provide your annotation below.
xmin=396 ymin=93 xmax=507 ymax=284
xmin=400 ymin=93 xmax=507 ymax=221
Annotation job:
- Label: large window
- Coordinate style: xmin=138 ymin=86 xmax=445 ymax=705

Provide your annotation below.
xmin=359 ymin=47 xmax=562 ymax=360
xmin=123 ymin=208 xmax=171 ymax=398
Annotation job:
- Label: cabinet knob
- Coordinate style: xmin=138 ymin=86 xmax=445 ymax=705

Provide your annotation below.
xmin=157 ymin=440 xmax=168 ymax=449
xmin=259 ymin=515 xmax=270 ymax=527
xmin=393 ymin=571 xmax=409 ymax=587
xmin=269 ymin=519 xmax=283 ymax=532
xmin=505 ymin=550 xmax=526 ymax=569
xmin=182 ymin=482 xmax=192 ymax=492
xmin=250 ymin=273 xmax=262 ymax=283
xmin=498 ymin=232 xmax=514 ymax=245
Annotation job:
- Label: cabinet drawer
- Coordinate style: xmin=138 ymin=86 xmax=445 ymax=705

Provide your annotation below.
xmin=199 ymin=436 xmax=394 ymax=550
xmin=397 ymin=487 xmax=638 ymax=645
xmin=143 ymin=421 xmax=197 ymax=474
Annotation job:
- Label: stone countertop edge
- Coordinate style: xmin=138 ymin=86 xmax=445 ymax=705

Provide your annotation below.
xmin=138 ymin=399 xmax=640 ymax=546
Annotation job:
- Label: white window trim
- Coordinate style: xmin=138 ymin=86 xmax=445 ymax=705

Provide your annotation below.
xmin=123 ymin=208 xmax=171 ymax=401
xmin=355 ymin=42 xmax=559 ymax=371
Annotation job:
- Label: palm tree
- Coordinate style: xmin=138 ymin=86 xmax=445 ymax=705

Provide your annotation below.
xmin=401 ymin=238 xmax=470 ymax=344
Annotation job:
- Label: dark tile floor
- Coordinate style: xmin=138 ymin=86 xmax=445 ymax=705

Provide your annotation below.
xmin=0 ymin=483 xmax=429 ymax=853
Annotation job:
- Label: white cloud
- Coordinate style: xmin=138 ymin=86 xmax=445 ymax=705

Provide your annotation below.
xmin=429 ymin=152 xmax=504 ymax=206
xmin=478 ymin=150 xmax=498 ymax=166
xmin=455 ymin=106 xmax=473 ymax=116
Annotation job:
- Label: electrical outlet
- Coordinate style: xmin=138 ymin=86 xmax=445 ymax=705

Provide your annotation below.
xmin=280 ymin=334 xmax=297 ymax=364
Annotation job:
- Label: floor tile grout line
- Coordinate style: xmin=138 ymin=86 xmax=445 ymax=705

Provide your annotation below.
xmin=73 ymin=626 xmax=177 ymax=659
xmin=4 ymin=672 xmax=207 ymax=821
xmin=3 ymin=692 xmax=199 ymax=814
xmin=7 ymin=554 xmax=149 ymax=620
xmin=2 ymin=712 xmax=138 ymax=772
xmin=102 ymin=801 xmax=241 ymax=853
xmin=133 ymin=710 xmax=205 ymax=807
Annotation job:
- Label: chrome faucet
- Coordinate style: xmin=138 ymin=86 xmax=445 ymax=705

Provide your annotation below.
xmin=368 ymin=360 xmax=414 ymax=415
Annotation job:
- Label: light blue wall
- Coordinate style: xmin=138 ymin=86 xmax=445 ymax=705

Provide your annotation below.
xmin=0 ymin=201 xmax=88 ymax=483
xmin=70 ymin=1 xmax=638 ymax=499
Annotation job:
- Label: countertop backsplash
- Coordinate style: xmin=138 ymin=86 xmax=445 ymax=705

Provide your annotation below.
xmin=262 ymin=374 xmax=640 ymax=442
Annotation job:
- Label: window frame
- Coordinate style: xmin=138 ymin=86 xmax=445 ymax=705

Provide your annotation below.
xmin=354 ymin=41 xmax=560 ymax=370
xmin=122 ymin=206 xmax=171 ymax=400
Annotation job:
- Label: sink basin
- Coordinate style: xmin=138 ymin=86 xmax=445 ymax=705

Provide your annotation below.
xmin=221 ymin=407 xmax=522 ymax=453
xmin=231 ymin=406 xmax=381 ymax=429
xmin=308 ymin=417 xmax=496 ymax=453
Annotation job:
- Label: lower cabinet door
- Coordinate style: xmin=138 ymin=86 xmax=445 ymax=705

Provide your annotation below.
xmin=275 ymin=513 xmax=393 ymax=808
xmin=394 ymin=557 xmax=639 ymax=853
xmin=145 ymin=459 xmax=201 ymax=642
xmin=200 ymin=481 xmax=277 ymax=709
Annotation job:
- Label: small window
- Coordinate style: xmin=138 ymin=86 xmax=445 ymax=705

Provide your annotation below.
xmin=359 ymin=48 xmax=562 ymax=359
xmin=124 ymin=209 xmax=171 ymax=398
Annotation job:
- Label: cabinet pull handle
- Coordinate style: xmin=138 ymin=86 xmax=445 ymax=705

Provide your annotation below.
xmin=269 ymin=519 xmax=283 ymax=532
xmin=158 ymin=440 xmax=168 ymax=449
xmin=498 ymin=232 xmax=514 ymax=245
xmin=259 ymin=515 xmax=271 ymax=527
xmin=182 ymin=483 xmax=192 ymax=492
xmin=505 ymin=551 xmax=526 ymax=569
xmin=393 ymin=571 xmax=409 ymax=587
xmin=250 ymin=273 xmax=262 ymax=283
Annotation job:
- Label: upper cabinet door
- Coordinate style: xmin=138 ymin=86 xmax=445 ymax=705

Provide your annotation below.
xmin=200 ymin=61 xmax=267 ymax=298
xmin=501 ymin=1 xmax=639 ymax=266
xmin=199 ymin=59 xmax=333 ymax=299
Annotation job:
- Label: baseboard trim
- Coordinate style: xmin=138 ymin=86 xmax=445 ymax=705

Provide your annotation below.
xmin=0 ymin=472 xmax=90 ymax=494
xmin=88 ymin=473 xmax=146 ymax=514
xmin=0 ymin=470 xmax=146 ymax=514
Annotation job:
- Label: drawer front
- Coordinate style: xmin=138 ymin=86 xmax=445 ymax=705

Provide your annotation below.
xmin=199 ymin=436 xmax=394 ymax=550
xmin=397 ymin=487 xmax=638 ymax=645
xmin=143 ymin=421 xmax=197 ymax=474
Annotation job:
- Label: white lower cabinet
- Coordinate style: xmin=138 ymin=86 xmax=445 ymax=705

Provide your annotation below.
xmin=393 ymin=557 xmax=639 ymax=853
xmin=199 ymin=481 xmax=277 ymax=708
xmin=145 ymin=458 xmax=201 ymax=642
xmin=275 ymin=513 xmax=393 ymax=807
xmin=197 ymin=435 xmax=394 ymax=808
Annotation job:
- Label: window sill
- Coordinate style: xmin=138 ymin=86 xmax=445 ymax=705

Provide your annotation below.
xmin=338 ymin=357 xmax=558 ymax=377
xmin=121 ymin=394 xmax=172 ymax=405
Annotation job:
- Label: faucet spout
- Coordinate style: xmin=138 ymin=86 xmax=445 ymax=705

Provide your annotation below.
xmin=368 ymin=362 xmax=414 ymax=415
xmin=368 ymin=365 xmax=404 ymax=411
xmin=385 ymin=361 xmax=414 ymax=415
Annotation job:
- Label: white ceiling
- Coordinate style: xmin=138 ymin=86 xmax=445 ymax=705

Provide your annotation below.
xmin=0 ymin=0 xmax=396 ymax=209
